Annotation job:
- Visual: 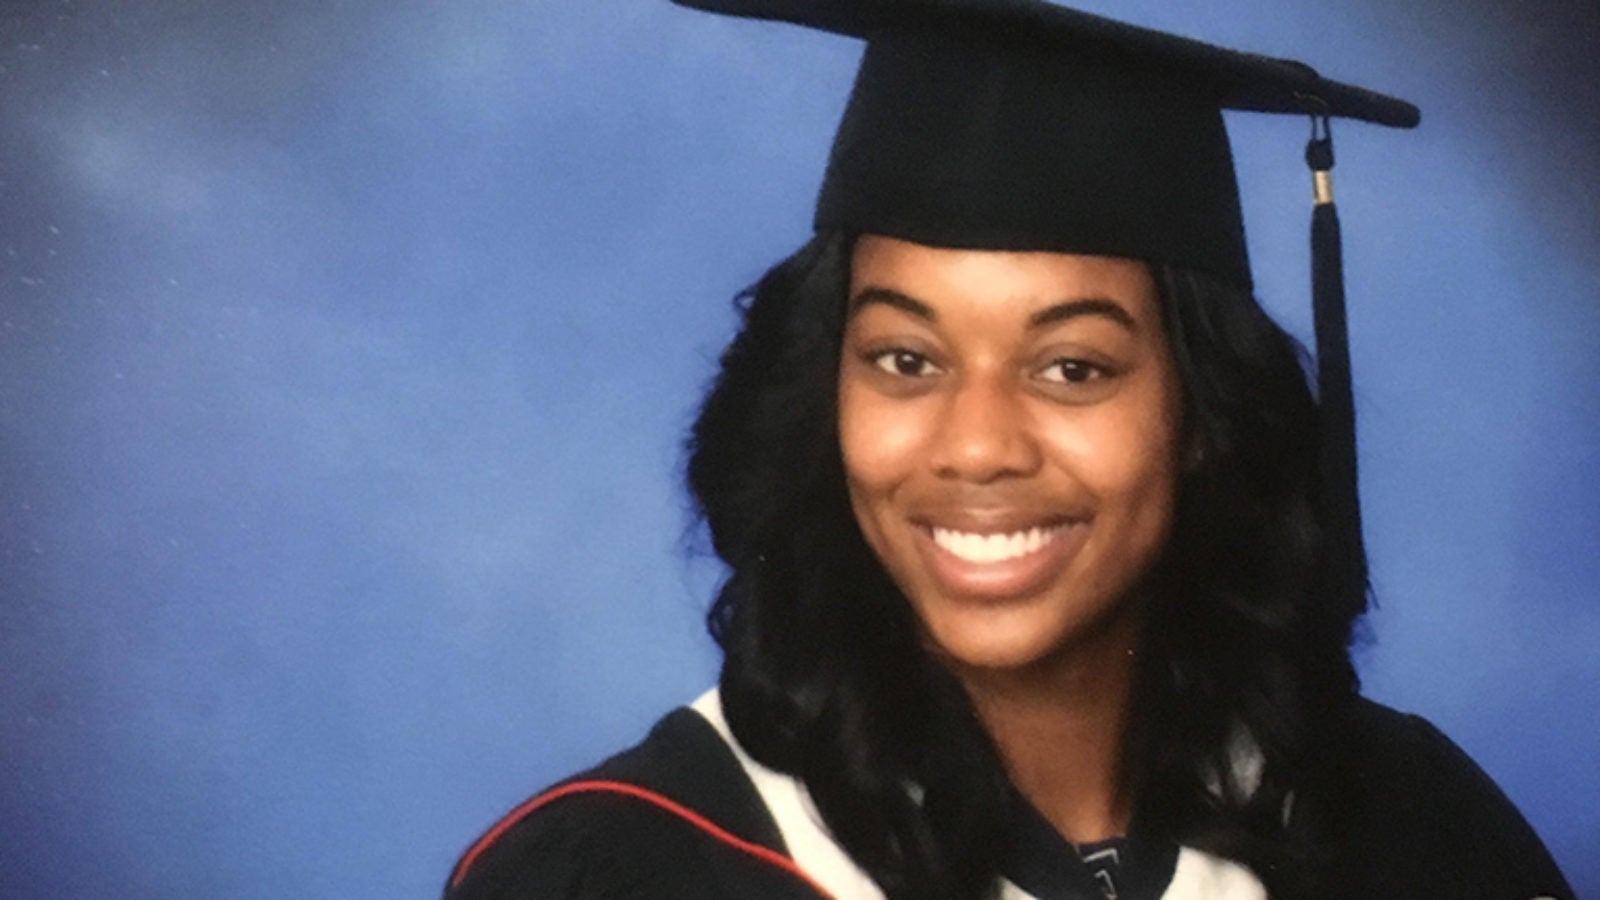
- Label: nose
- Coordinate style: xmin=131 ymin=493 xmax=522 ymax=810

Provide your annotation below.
xmin=928 ymin=374 xmax=1043 ymax=483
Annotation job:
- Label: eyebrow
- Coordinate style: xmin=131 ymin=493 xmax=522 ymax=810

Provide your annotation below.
xmin=848 ymin=287 xmax=936 ymax=321
xmin=848 ymin=286 xmax=1138 ymax=332
xmin=1028 ymin=298 xmax=1137 ymax=332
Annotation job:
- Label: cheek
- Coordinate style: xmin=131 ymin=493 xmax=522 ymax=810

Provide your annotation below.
xmin=1042 ymin=394 xmax=1182 ymax=517
xmin=1121 ymin=414 xmax=1183 ymax=543
xmin=837 ymin=378 xmax=931 ymax=496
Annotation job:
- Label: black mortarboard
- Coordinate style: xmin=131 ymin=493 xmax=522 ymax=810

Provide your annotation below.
xmin=672 ymin=0 xmax=1421 ymax=616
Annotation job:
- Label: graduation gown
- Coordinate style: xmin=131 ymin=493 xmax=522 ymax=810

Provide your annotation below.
xmin=444 ymin=692 xmax=1573 ymax=900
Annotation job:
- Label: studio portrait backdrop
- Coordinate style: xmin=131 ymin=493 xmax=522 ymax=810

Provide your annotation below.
xmin=1 ymin=1 xmax=1596 ymax=896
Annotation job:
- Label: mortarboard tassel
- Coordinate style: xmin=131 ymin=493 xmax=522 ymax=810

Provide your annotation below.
xmin=1306 ymin=115 xmax=1370 ymax=622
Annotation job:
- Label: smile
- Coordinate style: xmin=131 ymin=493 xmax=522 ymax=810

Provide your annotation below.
xmin=914 ymin=516 xmax=1089 ymax=601
xmin=929 ymin=525 xmax=1065 ymax=564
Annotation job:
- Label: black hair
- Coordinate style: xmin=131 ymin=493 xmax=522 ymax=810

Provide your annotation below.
xmin=686 ymin=232 xmax=1364 ymax=899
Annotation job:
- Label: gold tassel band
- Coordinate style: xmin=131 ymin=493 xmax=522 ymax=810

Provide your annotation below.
xmin=1313 ymin=169 xmax=1335 ymax=206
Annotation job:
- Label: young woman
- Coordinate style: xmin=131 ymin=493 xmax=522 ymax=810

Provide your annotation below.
xmin=446 ymin=2 xmax=1573 ymax=897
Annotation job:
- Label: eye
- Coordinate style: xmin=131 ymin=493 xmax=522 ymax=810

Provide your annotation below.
xmin=1038 ymin=358 xmax=1107 ymax=384
xmin=871 ymin=349 xmax=941 ymax=378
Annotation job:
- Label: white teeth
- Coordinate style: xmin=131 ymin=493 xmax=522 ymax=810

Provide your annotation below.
xmin=930 ymin=525 xmax=1060 ymax=564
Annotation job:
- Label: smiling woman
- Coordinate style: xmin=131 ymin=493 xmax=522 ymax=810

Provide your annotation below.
xmin=441 ymin=1 xmax=1574 ymax=898
xmin=656 ymin=230 xmax=1351 ymax=899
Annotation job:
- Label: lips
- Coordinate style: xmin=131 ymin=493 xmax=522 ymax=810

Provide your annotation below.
xmin=913 ymin=514 xmax=1088 ymax=601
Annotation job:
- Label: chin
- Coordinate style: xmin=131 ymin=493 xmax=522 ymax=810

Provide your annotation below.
xmin=915 ymin=595 xmax=1100 ymax=672
xmin=915 ymin=593 xmax=1131 ymax=675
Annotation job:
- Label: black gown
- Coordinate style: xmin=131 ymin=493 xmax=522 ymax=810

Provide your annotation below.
xmin=443 ymin=693 xmax=1573 ymax=900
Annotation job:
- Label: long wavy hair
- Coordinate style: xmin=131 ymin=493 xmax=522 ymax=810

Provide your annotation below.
xmin=686 ymin=231 xmax=1365 ymax=899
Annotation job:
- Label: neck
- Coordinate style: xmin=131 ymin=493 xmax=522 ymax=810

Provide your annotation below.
xmin=954 ymin=608 xmax=1143 ymax=845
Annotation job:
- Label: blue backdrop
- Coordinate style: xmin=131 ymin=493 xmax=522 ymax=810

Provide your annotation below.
xmin=2 ymin=1 xmax=1595 ymax=896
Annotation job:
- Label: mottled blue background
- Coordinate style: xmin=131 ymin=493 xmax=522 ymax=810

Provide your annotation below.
xmin=2 ymin=1 xmax=1595 ymax=896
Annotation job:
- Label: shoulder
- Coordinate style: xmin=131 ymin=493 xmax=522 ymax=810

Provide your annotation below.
xmin=444 ymin=705 xmax=826 ymax=900
xmin=1316 ymin=697 xmax=1573 ymax=899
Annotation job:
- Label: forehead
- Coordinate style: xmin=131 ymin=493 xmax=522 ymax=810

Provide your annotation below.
xmin=849 ymin=234 xmax=1160 ymax=323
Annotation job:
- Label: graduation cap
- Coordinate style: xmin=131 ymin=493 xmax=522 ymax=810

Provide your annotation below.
xmin=672 ymin=0 xmax=1420 ymax=616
